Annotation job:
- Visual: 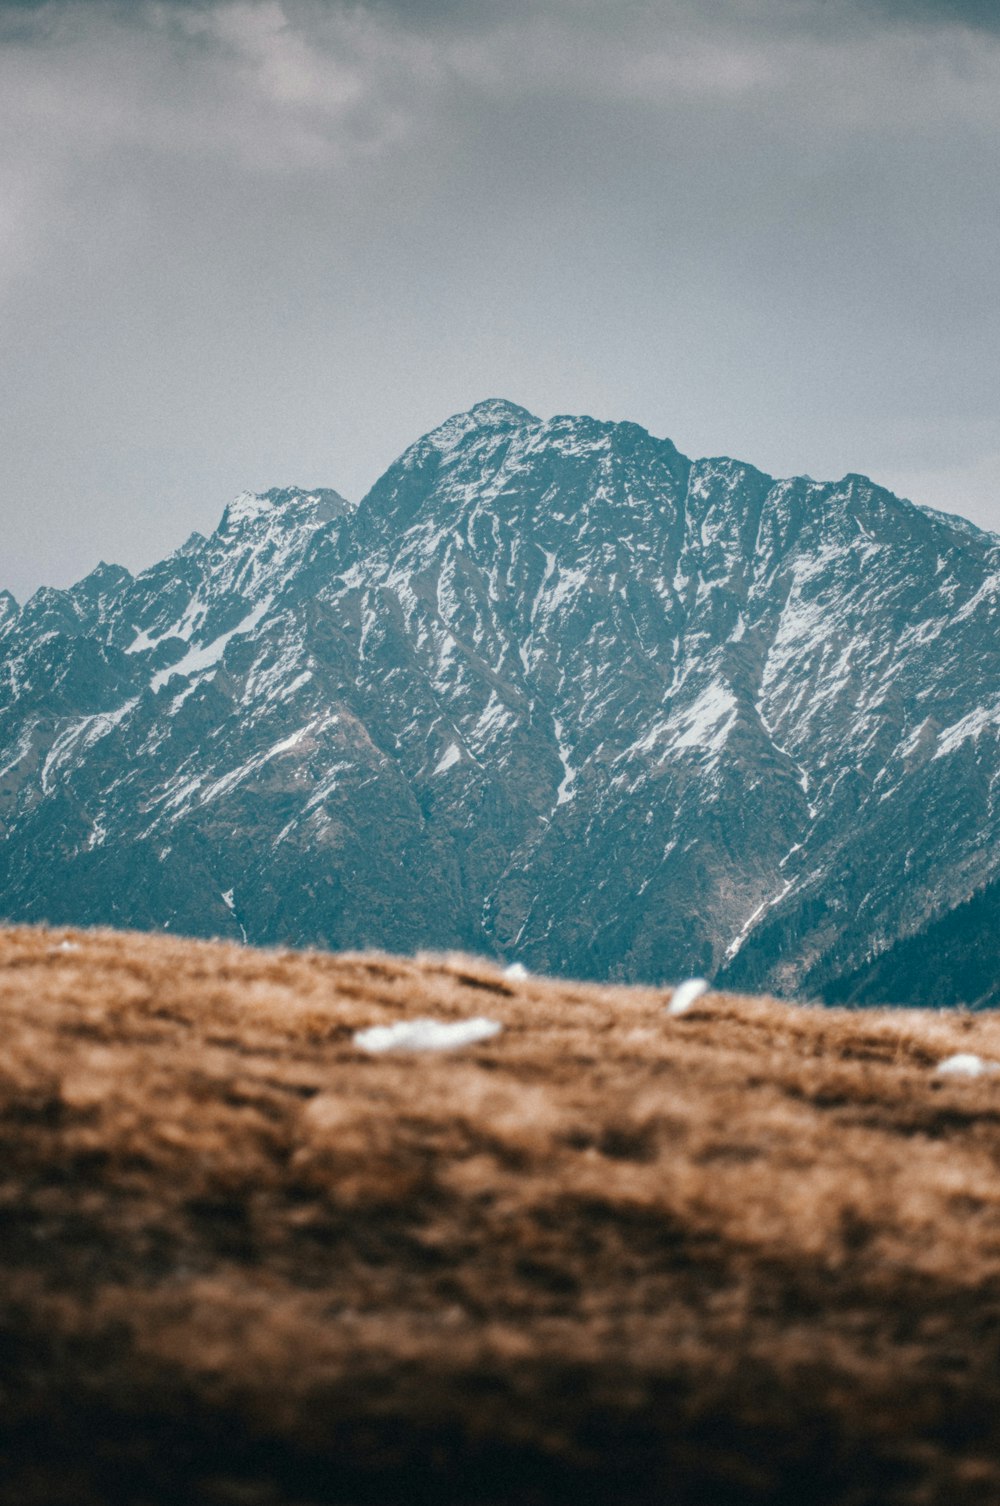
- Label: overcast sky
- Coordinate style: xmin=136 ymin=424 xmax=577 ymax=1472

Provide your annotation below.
xmin=1 ymin=0 xmax=998 ymax=600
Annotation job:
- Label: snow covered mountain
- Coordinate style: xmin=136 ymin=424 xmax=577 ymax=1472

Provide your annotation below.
xmin=2 ymin=401 xmax=999 ymax=1005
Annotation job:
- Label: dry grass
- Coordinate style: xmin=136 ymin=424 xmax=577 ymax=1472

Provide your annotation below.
xmin=2 ymin=925 xmax=1000 ymax=1504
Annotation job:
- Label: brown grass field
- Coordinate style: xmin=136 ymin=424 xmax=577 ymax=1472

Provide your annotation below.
xmin=2 ymin=925 xmax=1000 ymax=1504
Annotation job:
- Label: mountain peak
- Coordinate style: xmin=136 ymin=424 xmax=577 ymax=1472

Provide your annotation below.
xmin=466 ymin=398 xmax=539 ymax=427
xmin=217 ymin=486 xmax=350 ymax=536
xmin=418 ymin=399 xmax=539 ymax=454
xmin=80 ymin=561 xmax=133 ymax=590
xmin=261 ymin=487 xmax=353 ymax=521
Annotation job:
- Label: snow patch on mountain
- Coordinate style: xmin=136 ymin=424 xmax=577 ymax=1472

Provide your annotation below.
xmin=151 ymin=598 xmax=272 ymax=692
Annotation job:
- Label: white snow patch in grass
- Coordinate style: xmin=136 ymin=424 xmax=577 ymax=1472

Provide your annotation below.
xmin=936 ymin=1053 xmax=1000 ymax=1079
xmin=667 ymin=978 xmax=710 ymax=1016
xmin=354 ymin=1017 xmax=503 ymax=1053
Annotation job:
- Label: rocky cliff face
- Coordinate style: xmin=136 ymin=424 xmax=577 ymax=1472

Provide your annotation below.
xmin=2 ymin=400 xmax=998 ymax=1003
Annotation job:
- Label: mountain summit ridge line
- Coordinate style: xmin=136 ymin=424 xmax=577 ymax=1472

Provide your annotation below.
xmin=2 ymin=401 xmax=999 ymax=1005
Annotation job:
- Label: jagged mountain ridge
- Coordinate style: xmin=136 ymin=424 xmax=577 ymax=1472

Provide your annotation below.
xmin=1 ymin=398 xmax=999 ymax=1004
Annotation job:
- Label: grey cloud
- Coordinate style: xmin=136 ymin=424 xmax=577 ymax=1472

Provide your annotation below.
xmin=0 ymin=0 xmax=999 ymax=600
xmin=307 ymin=0 xmax=1000 ymax=37
xmin=2 ymin=0 xmax=999 ymax=37
xmin=865 ymin=0 xmax=1000 ymax=30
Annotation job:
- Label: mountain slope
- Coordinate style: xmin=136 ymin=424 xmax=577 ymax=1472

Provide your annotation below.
xmin=1 ymin=401 xmax=998 ymax=1003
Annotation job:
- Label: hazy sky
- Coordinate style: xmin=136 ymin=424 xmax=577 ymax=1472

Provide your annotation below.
xmin=1 ymin=0 xmax=998 ymax=600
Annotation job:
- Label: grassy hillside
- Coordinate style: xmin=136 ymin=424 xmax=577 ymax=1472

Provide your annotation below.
xmin=1 ymin=925 xmax=1000 ymax=1504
